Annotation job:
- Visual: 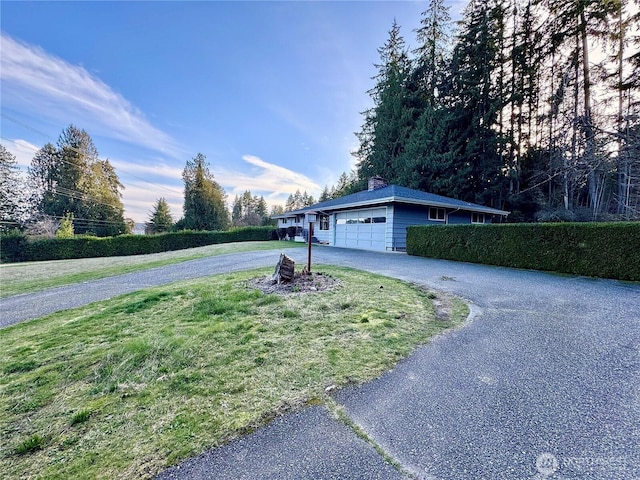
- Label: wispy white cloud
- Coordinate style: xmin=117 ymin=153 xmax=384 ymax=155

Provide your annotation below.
xmin=121 ymin=181 xmax=183 ymax=223
xmin=4 ymin=139 xmax=39 ymax=169
xmin=0 ymin=33 xmax=182 ymax=158
xmin=217 ymin=155 xmax=321 ymax=203
xmin=110 ymin=159 xmax=183 ymax=184
xmin=118 ymin=155 xmax=320 ymax=221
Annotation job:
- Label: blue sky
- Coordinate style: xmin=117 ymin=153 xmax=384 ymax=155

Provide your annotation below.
xmin=1 ymin=1 xmax=464 ymax=222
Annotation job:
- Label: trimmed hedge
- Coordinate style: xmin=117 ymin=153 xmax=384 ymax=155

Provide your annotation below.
xmin=406 ymin=222 xmax=640 ymax=281
xmin=1 ymin=227 xmax=275 ymax=263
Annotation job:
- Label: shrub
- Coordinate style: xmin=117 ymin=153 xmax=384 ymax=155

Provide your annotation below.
xmin=0 ymin=230 xmax=28 ymax=262
xmin=2 ymin=227 xmax=275 ymax=263
xmin=406 ymin=222 xmax=640 ymax=281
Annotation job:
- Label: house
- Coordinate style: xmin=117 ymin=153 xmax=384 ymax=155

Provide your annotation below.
xmin=273 ymin=178 xmax=509 ymax=252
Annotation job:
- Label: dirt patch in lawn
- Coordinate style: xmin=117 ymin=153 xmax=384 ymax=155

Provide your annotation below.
xmin=249 ymin=271 xmax=341 ymax=295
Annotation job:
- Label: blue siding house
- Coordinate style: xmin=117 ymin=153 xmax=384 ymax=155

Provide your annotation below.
xmin=273 ymin=179 xmax=509 ymax=252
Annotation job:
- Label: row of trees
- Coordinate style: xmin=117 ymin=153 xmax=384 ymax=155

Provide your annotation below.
xmin=350 ymin=0 xmax=640 ymax=221
xmin=2 ymin=125 xmax=297 ymax=236
xmin=284 ymin=190 xmax=315 ymax=211
xmin=2 ymin=127 xmax=307 ymax=237
xmin=1 ymin=126 xmax=127 ymax=236
xmin=1 ymin=128 xmax=283 ymax=237
xmin=145 ymin=156 xmax=279 ymax=234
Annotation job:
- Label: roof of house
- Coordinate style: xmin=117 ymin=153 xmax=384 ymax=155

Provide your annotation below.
xmin=273 ymin=185 xmax=509 ymax=218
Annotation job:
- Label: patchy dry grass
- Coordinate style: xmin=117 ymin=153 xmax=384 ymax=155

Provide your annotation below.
xmin=0 ymin=241 xmax=303 ymax=298
xmin=0 ymin=266 xmax=468 ymax=479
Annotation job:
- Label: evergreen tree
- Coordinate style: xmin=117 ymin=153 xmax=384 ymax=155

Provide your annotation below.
xmin=444 ymin=0 xmax=509 ymax=207
xmin=413 ymin=0 xmax=451 ymax=107
xmin=231 ymin=190 xmax=269 ymax=226
xmin=331 ymin=171 xmax=360 ymax=198
xmin=398 ymin=0 xmax=453 ymax=191
xmin=356 ymin=21 xmax=415 ymax=184
xmin=27 ymin=126 xmax=125 ymax=236
xmin=182 ymin=153 xmax=229 ymax=231
xmin=319 ymin=185 xmax=331 ymax=202
xmin=0 ymin=144 xmax=27 ymax=230
xmin=146 ymin=197 xmax=173 ymax=234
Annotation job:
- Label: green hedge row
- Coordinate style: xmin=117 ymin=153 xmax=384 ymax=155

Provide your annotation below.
xmin=406 ymin=222 xmax=640 ymax=281
xmin=1 ymin=227 xmax=276 ymax=263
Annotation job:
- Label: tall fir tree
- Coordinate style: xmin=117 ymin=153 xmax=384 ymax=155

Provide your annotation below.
xmin=181 ymin=153 xmax=229 ymax=231
xmin=398 ymin=0 xmax=453 ymax=191
xmin=146 ymin=198 xmax=173 ymax=234
xmin=231 ymin=190 xmax=269 ymax=226
xmin=356 ymin=20 xmax=415 ymax=184
xmin=444 ymin=0 xmax=509 ymax=207
xmin=0 ymin=144 xmax=27 ymax=230
xmin=27 ymin=125 xmax=125 ymax=236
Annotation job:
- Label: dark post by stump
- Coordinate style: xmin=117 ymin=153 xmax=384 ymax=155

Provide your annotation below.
xmin=273 ymin=253 xmax=295 ymax=284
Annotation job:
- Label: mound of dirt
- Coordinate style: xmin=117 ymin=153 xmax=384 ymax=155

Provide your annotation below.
xmin=249 ymin=271 xmax=341 ymax=295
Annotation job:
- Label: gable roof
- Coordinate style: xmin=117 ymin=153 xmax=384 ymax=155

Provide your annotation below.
xmin=274 ymin=185 xmax=509 ymax=218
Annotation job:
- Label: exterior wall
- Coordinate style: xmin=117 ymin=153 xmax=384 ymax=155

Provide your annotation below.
xmin=278 ymin=216 xmax=307 ymax=230
xmin=391 ymin=204 xmax=443 ymax=250
xmin=447 ymin=211 xmax=470 ymax=224
xmin=278 ymin=203 xmax=495 ymax=250
xmin=314 ymin=214 xmax=333 ymax=244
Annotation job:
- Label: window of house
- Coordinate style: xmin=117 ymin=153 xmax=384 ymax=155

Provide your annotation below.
xmin=282 ymin=218 xmax=287 ymax=224
xmin=429 ymin=207 xmax=446 ymax=221
xmin=319 ymin=214 xmax=330 ymax=230
xmin=471 ymin=212 xmax=485 ymax=224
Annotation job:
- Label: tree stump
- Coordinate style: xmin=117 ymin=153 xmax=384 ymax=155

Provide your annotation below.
xmin=273 ymin=253 xmax=295 ymax=284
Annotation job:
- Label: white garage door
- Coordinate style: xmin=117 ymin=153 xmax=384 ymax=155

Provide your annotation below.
xmin=334 ymin=208 xmax=387 ymax=250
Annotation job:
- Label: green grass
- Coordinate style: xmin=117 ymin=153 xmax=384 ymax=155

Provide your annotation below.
xmin=0 ymin=241 xmax=303 ymax=298
xmin=0 ymin=266 xmax=467 ymax=479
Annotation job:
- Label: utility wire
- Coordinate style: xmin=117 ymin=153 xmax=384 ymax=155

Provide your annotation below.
xmin=0 ymin=115 xmax=184 ymax=198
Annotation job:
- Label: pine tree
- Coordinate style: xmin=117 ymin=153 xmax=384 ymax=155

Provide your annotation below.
xmin=0 ymin=144 xmax=27 ymax=230
xmin=146 ymin=198 xmax=173 ymax=234
xmin=182 ymin=153 xmax=229 ymax=231
xmin=444 ymin=0 xmax=509 ymax=207
xmin=413 ymin=0 xmax=451 ymax=108
xmin=356 ymin=20 xmax=415 ymax=185
xmin=319 ymin=185 xmax=331 ymax=202
xmin=397 ymin=0 xmax=453 ymax=191
xmin=231 ymin=190 xmax=268 ymax=226
xmin=27 ymin=126 xmax=125 ymax=236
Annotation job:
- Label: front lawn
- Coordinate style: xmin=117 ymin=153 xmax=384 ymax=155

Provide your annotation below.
xmin=0 ymin=266 xmax=467 ymax=479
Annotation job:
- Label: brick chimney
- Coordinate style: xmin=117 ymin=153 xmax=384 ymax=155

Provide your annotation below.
xmin=368 ymin=176 xmax=388 ymax=191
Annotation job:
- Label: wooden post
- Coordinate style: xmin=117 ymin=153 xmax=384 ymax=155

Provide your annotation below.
xmin=307 ymin=221 xmax=313 ymax=273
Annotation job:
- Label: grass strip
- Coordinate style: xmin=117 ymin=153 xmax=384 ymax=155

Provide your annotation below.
xmin=0 ymin=241 xmax=303 ymax=298
xmin=324 ymin=397 xmax=417 ymax=479
xmin=0 ymin=266 xmax=467 ymax=479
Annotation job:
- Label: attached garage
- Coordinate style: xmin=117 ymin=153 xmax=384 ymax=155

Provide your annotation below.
xmin=334 ymin=208 xmax=387 ymax=251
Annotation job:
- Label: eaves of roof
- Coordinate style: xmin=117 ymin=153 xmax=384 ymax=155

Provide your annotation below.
xmin=272 ymin=185 xmax=510 ymax=218
xmin=311 ymin=197 xmax=508 ymax=216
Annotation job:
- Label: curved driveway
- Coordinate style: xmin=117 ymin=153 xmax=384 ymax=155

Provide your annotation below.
xmin=2 ymin=247 xmax=639 ymax=479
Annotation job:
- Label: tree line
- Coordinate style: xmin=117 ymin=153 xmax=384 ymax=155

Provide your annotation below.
xmin=340 ymin=0 xmax=640 ymax=221
xmin=4 ymin=0 xmax=638 ymax=233
xmin=0 ymin=126 xmax=286 ymax=237
xmin=2 ymin=126 xmax=127 ymax=236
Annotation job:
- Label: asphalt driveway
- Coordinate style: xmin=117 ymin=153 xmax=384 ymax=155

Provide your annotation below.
xmin=2 ymin=247 xmax=639 ymax=479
